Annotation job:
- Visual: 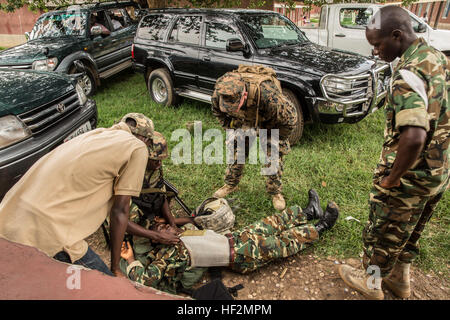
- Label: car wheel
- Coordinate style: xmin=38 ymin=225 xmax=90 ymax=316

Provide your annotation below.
xmin=148 ymin=68 xmax=177 ymax=106
xmin=69 ymin=63 xmax=97 ymax=97
xmin=282 ymin=88 xmax=304 ymax=146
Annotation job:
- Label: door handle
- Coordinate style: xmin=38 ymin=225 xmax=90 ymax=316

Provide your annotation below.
xmin=335 ymin=34 xmax=346 ymax=37
xmin=202 ymin=56 xmax=211 ymax=61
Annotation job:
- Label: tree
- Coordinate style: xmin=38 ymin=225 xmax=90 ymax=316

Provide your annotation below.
xmin=0 ymin=0 xmax=419 ymax=13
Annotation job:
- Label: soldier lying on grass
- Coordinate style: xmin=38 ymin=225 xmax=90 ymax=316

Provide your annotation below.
xmin=119 ymin=190 xmax=339 ymax=294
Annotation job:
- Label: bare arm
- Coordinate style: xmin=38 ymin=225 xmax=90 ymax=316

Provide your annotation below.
xmin=109 ymin=195 xmax=131 ymax=276
xmin=380 ymin=126 xmax=427 ymax=189
xmin=126 ymin=220 xmax=180 ymax=244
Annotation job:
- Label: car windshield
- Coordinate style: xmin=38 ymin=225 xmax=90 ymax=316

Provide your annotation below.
xmin=29 ymin=12 xmax=88 ymax=40
xmin=238 ymin=13 xmax=308 ymax=49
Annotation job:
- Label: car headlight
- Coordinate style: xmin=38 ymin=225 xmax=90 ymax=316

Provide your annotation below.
xmin=0 ymin=115 xmax=31 ymax=149
xmin=76 ymin=83 xmax=88 ymax=105
xmin=32 ymin=57 xmax=58 ymax=71
xmin=322 ymin=78 xmax=352 ymax=94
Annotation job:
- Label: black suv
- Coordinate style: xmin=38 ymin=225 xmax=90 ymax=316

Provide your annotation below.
xmin=132 ymin=8 xmax=390 ymax=144
xmin=0 ymin=69 xmax=98 ymax=200
xmin=0 ymin=1 xmax=144 ymax=96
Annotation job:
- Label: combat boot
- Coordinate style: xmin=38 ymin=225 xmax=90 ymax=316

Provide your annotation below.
xmin=213 ymin=184 xmax=238 ymax=198
xmin=314 ymin=201 xmax=339 ymax=235
xmin=302 ymin=189 xmax=324 ymax=220
xmin=272 ymin=193 xmax=286 ymax=211
xmin=338 ymin=264 xmax=384 ymax=300
xmin=383 ymin=262 xmax=411 ymax=298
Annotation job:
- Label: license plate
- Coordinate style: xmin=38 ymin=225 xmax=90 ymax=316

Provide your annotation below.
xmin=64 ymin=121 xmax=92 ymax=142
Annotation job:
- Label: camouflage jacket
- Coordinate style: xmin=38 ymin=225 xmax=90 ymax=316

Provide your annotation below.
xmin=374 ymin=38 xmax=449 ymax=193
xmin=120 ymin=231 xmax=207 ymax=294
xmin=211 ymin=80 xmax=298 ymax=142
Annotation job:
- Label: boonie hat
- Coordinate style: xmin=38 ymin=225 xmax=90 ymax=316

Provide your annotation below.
xmin=121 ymin=113 xmax=154 ymax=139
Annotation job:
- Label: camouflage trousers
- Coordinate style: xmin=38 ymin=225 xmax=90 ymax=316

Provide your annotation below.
xmin=362 ymin=177 xmax=448 ymax=277
xmin=230 ymin=205 xmax=319 ymax=274
xmin=224 ymin=131 xmax=289 ymax=195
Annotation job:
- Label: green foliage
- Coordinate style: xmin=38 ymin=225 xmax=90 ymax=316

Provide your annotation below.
xmin=93 ymin=70 xmax=449 ymax=277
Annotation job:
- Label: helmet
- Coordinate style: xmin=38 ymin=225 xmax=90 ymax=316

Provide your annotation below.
xmin=193 ymin=198 xmax=235 ymax=234
xmin=148 ymin=131 xmax=168 ymax=160
xmin=120 ymin=113 xmax=154 ymax=139
xmin=215 ymin=73 xmax=246 ymax=114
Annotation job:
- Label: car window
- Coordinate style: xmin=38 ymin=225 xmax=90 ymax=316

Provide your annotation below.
xmin=30 ymin=11 xmax=88 ymax=39
xmin=89 ymin=11 xmax=112 ymax=33
xmin=205 ymin=22 xmax=238 ymax=49
xmin=168 ymin=16 xmax=202 ymax=45
xmin=339 ymin=8 xmax=373 ymax=29
xmin=137 ymin=14 xmax=172 ymax=40
xmin=106 ymin=9 xmax=127 ymax=30
xmin=239 ymin=13 xmax=307 ymax=49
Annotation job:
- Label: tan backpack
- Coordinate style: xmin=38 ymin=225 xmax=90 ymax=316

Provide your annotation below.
xmin=221 ymin=65 xmax=282 ymax=127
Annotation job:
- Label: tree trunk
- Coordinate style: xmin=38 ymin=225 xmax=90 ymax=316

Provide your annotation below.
xmin=147 ymin=0 xmax=168 ymax=9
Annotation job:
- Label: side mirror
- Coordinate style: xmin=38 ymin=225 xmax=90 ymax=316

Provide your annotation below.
xmin=414 ymin=22 xmax=427 ymax=33
xmin=90 ymin=26 xmax=102 ymax=37
xmin=226 ymin=38 xmax=245 ymax=52
xmin=24 ymin=32 xmax=30 ymax=41
xmin=417 ymin=22 xmax=427 ymax=33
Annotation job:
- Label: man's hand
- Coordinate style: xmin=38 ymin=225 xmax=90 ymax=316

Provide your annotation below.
xmin=380 ymin=175 xmax=401 ymax=189
xmin=120 ymin=241 xmax=135 ymax=262
xmin=153 ymin=230 xmax=180 ymax=245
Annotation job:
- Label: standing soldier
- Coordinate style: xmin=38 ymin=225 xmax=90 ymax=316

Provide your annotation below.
xmin=211 ymin=65 xmax=298 ymax=211
xmin=338 ymin=6 xmax=449 ymax=300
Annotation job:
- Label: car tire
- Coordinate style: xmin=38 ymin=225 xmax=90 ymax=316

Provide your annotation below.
xmin=69 ymin=63 xmax=97 ymax=97
xmin=148 ymin=68 xmax=177 ymax=106
xmin=282 ymin=88 xmax=304 ymax=146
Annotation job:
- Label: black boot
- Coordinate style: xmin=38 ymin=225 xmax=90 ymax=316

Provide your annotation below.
xmin=315 ymin=201 xmax=339 ymax=235
xmin=302 ymin=189 xmax=324 ymax=221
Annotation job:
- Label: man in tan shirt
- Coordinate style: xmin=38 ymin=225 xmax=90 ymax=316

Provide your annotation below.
xmin=0 ymin=113 xmax=179 ymax=276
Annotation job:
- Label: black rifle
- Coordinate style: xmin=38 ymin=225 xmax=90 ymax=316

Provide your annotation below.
xmin=102 ymin=178 xmax=193 ymax=247
xmin=162 ymin=178 xmax=192 ymax=216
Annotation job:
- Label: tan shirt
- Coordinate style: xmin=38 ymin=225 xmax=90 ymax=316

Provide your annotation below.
xmin=0 ymin=122 xmax=148 ymax=262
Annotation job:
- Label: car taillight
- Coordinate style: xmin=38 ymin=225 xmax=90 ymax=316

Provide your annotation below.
xmin=131 ymin=44 xmax=134 ymax=59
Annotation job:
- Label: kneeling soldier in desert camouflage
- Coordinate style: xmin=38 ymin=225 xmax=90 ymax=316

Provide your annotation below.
xmin=119 ymin=190 xmax=339 ymax=294
xmin=211 ymin=65 xmax=298 ymax=211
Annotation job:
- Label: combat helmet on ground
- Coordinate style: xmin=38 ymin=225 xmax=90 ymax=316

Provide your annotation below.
xmin=193 ymin=198 xmax=235 ymax=234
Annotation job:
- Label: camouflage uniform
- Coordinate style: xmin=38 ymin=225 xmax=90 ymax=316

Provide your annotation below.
xmin=120 ymin=206 xmax=318 ymax=293
xmin=211 ymin=71 xmax=297 ymax=195
xmin=362 ymin=38 xmax=449 ymax=277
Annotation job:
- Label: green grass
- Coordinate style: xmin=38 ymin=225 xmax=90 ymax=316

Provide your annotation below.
xmin=94 ymin=70 xmax=449 ymax=278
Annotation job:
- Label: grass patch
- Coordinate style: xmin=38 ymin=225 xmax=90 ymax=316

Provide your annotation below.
xmin=94 ymin=70 xmax=449 ymax=277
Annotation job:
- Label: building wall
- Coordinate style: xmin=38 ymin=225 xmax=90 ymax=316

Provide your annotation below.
xmin=407 ymin=0 xmax=450 ymax=29
xmin=0 ymin=5 xmax=43 ymax=47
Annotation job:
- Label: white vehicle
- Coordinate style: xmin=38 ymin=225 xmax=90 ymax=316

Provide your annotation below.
xmin=300 ymin=3 xmax=450 ymax=57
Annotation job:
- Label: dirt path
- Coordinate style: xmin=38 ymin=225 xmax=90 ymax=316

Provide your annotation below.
xmin=87 ymin=228 xmax=449 ymax=300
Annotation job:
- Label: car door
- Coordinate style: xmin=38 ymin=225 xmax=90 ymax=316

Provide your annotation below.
xmin=166 ymin=15 xmax=203 ymax=89
xmin=197 ymin=16 xmax=253 ymax=92
xmin=104 ymin=8 xmax=136 ymax=65
xmin=87 ymin=10 xmax=118 ymax=71
xmin=330 ymin=7 xmax=374 ymax=56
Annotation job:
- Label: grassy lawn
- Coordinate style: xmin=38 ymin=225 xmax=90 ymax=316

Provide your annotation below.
xmin=94 ymin=70 xmax=449 ymax=277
